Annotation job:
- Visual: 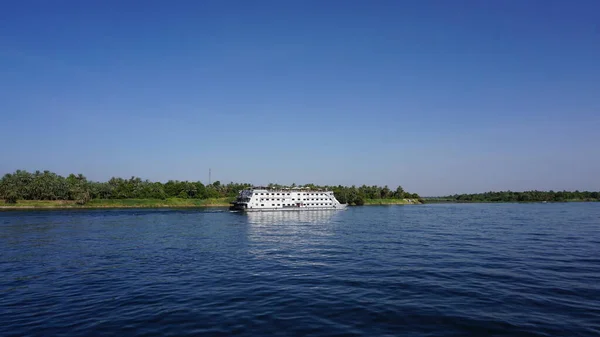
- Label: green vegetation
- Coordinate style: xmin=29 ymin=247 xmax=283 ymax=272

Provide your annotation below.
xmin=0 ymin=198 xmax=233 ymax=209
xmin=425 ymin=190 xmax=600 ymax=203
xmin=0 ymin=169 xmax=420 ymax=208
xmin=304 ymin=183 xmax=421 ymax=206
xmin=363 ymin=198 xmax=421 ymax=205
xmin=85 ymin=198 xmax=234 ymax=208
xmin=4 ymin=170 xmax=597 ymax=208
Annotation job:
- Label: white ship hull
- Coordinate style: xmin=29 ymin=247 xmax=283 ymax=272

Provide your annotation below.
xmin=238 ymin=205 xmax=347 ymax=212
xmin=229 ymin=186 xmax=347 ymax=212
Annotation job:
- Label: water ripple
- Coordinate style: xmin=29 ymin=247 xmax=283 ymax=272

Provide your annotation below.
xmin=1 ymin=204 xmax=599 ymax=336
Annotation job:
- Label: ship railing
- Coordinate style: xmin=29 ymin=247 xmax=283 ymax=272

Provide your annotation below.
xmin=249 ymin=186 xmax=331 ymax=192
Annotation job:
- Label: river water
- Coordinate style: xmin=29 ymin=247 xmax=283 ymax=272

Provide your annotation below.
xmin=1 ymin=203 xmax=599 ymax=336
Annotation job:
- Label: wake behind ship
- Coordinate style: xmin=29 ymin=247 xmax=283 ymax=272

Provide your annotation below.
xmin=229 ymin=186 xmax=347 ymax=212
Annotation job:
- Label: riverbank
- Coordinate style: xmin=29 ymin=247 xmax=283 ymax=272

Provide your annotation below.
xmin=0 ymin=198 xmax=422 ymax=209
xmin=0 ymin=198 xmax=234 ymax=209
xmin=363 ymin=198 xmax=422 ymax=205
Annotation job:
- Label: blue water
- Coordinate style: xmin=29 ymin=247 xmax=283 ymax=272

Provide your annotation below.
xmin=1 ymin=203 xmax=599 ymax=336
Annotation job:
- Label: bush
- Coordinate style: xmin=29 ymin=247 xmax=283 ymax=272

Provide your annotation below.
xmin=353 ymin=196 xmax=365 ymax=206
xmin=75 ymin=191 xmax=91 ymax=205
xmin=5 ymin=193 xmax=18 ymax=204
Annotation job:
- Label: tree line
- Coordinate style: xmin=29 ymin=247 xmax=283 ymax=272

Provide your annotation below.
xmin=263 ymin=183 xmax=420 ymax=206
xmin=0 ymin=169 xmax=420 ymax=205
xmin=426 ymin=190 xmax=600 ymax=203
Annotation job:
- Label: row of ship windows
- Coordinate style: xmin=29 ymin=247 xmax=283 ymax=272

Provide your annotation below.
xmin=260 ymin=198 xmax=330 ymax=201
xmin=257 ymin=192 xmax=330 ymax=196
xmin=259 ymin=203 xmax=331 ymax=207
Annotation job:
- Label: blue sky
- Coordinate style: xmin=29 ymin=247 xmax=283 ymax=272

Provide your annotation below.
xmin=1 ymin=0 xmax=599 ymax=196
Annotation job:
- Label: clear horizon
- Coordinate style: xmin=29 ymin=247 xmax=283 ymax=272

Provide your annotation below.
xmin=1 ymin=1 xmax=599 ymax=196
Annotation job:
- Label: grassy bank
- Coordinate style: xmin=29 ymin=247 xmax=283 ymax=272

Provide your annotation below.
xmin=1 ymin=197 xmax=423 ymax=209
xmin=363 ymin=198 xmax=422 ymax=205
xmin=0 ymin=198 xmax=234 ymax=209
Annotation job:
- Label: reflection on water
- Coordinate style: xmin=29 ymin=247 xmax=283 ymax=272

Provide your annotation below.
xmin=245 ymin=210 xmax=341 ymax=226
xmin=245 ymin=210 xmax=346 ymax=267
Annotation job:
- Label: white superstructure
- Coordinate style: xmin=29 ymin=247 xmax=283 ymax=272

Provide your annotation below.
xmin=229 ymin=186 xmax=347 ymax=212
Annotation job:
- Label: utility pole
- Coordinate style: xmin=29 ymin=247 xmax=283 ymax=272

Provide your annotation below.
xmin=209 ymin=168 xmax=211 ymax=185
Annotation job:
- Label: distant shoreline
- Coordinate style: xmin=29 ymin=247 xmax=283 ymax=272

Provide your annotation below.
xmin=422 ymin=199 xmax=599 ymax=204
xmin=0 ymin=198 xmax=232 ymax=210
xmin=5 ymin=198 xmax=597 ymax=210
xmin=3 ymin=198 xmax=599 ymax=210
xmin=0 ymin=198 xmax=423 ymax=210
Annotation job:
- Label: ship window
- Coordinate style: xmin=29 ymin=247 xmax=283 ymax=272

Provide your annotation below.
xmin=261 ymin=204 xmax=264 ymax=206
xmin=277 ymin=204 xmax=280 ymax=206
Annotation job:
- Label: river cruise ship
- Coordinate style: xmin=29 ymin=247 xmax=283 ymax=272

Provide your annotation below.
xmin=229 ymin=186 xmax=347 ymax=212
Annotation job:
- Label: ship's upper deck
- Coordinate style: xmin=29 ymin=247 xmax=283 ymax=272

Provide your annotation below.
xmin=249 ymin=186 xmax=332 ymax=193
